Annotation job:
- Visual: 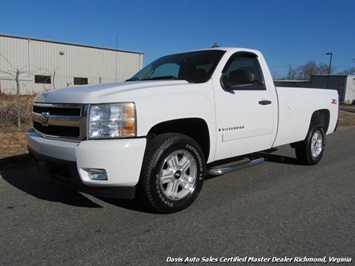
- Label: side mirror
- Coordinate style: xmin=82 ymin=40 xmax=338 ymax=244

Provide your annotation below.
xmin=221 ymin=69 xmax=257 ymax=90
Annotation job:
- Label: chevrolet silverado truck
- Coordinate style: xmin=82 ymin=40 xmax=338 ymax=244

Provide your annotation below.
xmin=27 ymin=48 xmax=338 ymax=213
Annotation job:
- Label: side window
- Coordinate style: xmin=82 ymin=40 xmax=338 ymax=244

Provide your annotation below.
xmin=35 ymin=75 xmax=51 ymax=84
xmin=74 ymin=77 xmax=88 ymax=85
xmin=221 ymin=53 xmax=265 ymax=90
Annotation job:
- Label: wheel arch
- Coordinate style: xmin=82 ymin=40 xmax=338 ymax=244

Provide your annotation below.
xmin=291 ymin=109 xmax=330 ymax=149
xmin=147 ymin=118 xmax=210 ymax=161
xmin=310 ymin=109 xmax=330 ymax=133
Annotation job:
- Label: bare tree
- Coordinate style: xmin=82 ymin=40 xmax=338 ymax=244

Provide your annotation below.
xmin=296 ymin=61 xmax=317 ymax=79
xmin=287 ymin=65 xmax=297 ymax=80
xmin=53 ymin=71 xmax=56 ymax=90
xmin=0 ymin=53 xmax=55 ymax=127
xmin=339 ymin=67 xmax=355 ymax=75
xmin=15 ymin=69 xmax=21 ymax=128
xmin=278 ymin=60 xmax=333 ymax=80
xmin=0 ymin=54 xmax=27 ymax=127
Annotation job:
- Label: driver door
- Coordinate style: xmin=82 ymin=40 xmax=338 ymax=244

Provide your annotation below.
xmin=213 ymin=52 xmax=277 ymax=161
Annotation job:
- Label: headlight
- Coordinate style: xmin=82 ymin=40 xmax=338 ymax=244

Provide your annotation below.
xmin=88 ymin=103 xmax=136 ymax=139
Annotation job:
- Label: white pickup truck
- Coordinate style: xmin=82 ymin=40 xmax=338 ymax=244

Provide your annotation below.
xmin=27 ymin=47 xmax=338 ymax=213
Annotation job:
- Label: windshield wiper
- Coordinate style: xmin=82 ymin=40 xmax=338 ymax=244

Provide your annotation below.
xmin=125 ymin=77 xmax=140 ymax=81
xmin=141 ymin=76 xmax=179 ymax=81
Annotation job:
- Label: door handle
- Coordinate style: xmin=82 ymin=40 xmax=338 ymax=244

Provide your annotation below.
xmin=259 ymin=100 xmax=272 ymax=105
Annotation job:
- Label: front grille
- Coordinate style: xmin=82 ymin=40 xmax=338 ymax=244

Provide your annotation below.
xmin=33 ymin=105 xmax=81 ymax=117
xmin=32 ymin=103 xmax=88 ymax=141
xmin=33 ymin=122 xmax=80 ymax=137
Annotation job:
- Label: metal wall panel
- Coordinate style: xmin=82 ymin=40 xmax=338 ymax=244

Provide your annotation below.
xmin=0 ymin=35 xmax=143 ymax=94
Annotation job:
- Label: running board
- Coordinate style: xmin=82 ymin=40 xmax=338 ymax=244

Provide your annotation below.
xmin=207 ymin=158 xmax=264 ymax=176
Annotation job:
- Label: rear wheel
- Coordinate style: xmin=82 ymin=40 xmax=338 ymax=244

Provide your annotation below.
xmin=139 ymin=133 xmax=205 ymax=213
xmin=295 ymin=124 xmax=325 ymax=165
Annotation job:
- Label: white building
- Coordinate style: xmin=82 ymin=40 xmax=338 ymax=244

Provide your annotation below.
xmin=0 ymin=34 xmax=143 ymax=94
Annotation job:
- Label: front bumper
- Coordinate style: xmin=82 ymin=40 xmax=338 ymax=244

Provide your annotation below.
xmin=27 ymin=129 xmax=147 ymax=198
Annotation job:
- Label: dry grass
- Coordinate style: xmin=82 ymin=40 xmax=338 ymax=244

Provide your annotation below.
xmin=0 ymin=93 xmax=34 ymax=127
xmin=0 ymin=93 xmax=34 ymax=159
xmin=0 ymin=125 xmax=31 ymax=159
xmin=338 ymin=110 xmax=355 ymax=128
xmin=0 ymin=95 xmax=355 ymax=160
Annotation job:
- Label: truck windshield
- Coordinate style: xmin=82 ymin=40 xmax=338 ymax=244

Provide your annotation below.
xmin=127 ymin=50 xmax=225 ymax=83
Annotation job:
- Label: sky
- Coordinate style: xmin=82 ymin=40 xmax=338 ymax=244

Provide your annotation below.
xmin=0 ymin=0 xmax=354 ymax=77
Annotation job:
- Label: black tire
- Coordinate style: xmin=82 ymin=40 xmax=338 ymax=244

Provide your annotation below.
xmin=138 ymin=133 xmax=205 ymax=213
xmin=295 ymin=124 xmax=325 ymax=165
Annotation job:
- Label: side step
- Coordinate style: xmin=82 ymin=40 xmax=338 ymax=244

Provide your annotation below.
xmin=207 ymin=158 xmax=264 ymax=176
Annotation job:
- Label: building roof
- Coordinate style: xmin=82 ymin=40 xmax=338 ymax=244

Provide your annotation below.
xmin=274 ymin=79 xmax=310 ymax=82
xmin=0 ymin=34 xmax=143 ymax=55
xmin=311 ymin=74 xmax=354 ymax=78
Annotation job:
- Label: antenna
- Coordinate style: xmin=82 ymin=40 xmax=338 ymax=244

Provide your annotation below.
xmin=212 ymin=42 xmax=219 ymax=48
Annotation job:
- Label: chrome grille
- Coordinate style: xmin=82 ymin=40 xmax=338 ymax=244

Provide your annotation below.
xmin=32 ymin=103 xmax=88 ymax=141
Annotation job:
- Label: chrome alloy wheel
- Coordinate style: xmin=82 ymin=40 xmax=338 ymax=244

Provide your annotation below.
xmin=311 ymin=130 xmax=323 ymax=159
xmin=158 ymin=149 xmax=198 ymax=201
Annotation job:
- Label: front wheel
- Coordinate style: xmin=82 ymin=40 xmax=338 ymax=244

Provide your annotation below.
xmin=139 ymin=133 xmax=205 ymax=213
xmin=295 ymin=124 xmax=325 ymax=165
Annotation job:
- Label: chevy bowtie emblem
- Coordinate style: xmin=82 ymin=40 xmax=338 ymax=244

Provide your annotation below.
xmin=39 ymin=112 xmax=50 ymax=126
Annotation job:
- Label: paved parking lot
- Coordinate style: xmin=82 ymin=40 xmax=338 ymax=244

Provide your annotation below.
xmin=1 ymin=127 xmax=354 ymax=265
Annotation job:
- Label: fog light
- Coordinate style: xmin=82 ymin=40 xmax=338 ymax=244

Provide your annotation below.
xmin=84 ymin=168 xmax=108 ymax=181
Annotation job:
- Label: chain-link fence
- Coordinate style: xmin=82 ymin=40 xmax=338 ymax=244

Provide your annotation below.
xmin=0 ymin=93 xmax=34 ymax=127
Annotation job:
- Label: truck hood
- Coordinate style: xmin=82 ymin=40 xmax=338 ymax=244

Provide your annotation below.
xmin=34 ymin=80 xmax=189 ymax=103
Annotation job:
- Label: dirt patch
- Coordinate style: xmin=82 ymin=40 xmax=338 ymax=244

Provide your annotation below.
xmin=0 ymin=93 xmax=34 ymax=159
xmin=338 ymin=110 xmax=355 ymax=128
xmin=0 ymin=125 xmax=31 ymax=159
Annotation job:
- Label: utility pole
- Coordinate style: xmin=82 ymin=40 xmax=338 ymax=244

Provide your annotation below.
xmin=326 ymin=52 xmax=333 ymax=89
